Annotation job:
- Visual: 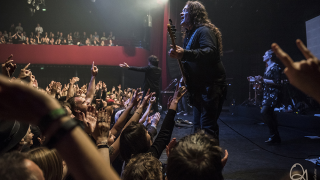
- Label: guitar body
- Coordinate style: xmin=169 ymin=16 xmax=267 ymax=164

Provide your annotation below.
xmin=167 ymin=21 xmax=195 ymax=106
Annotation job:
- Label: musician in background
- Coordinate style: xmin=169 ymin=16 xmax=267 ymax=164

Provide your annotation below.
xmin=257 ymin=49 xmax=282 ymax=144
xmin=169 ymin=1 xmax=227 ymax=143
xmin=119 ymin=55 xmax=162 ymax=112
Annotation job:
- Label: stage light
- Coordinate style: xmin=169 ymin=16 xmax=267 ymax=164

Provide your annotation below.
xmin=42 ymin=8 xmax=46 ymax=11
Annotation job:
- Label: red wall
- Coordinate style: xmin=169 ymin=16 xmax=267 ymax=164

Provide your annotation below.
xmin=0 ymin=44 xmax=150 ymax=66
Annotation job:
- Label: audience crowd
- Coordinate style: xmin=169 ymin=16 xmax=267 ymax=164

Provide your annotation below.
xmin=0 ymin=21 xmax=319 ymax=180
xmin=0 ymin=23 xmax=116 ymax=46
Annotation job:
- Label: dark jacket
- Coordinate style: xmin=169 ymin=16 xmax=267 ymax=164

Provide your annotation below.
xmin=128 ymin=65 xmax=162 ymax=91
xmin=182 ymin=26 xmax=226 ymax=90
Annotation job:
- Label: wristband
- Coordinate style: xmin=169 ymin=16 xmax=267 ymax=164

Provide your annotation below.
xmin=38 ymin=108 xmax=67 ymax=133
xmin=98 ymin=145 xmax=109 ymax=149
xmin=45 ymin=118 xmax=78 ymax=149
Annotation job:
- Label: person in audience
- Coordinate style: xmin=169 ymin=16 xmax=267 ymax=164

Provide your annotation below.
xmin=0 ymin=59 xmax=121 ymax=180
xmin=24 ymin=37 xmax=30 ymax=45
xmin=271 ymin=39 xmax=320 ymax=104
xmin=29 ymin=32 xmax=35 ymax=39
xmin=101 ymin=32 xmax=107 ymax=41
xmin=0 ymin=120 xmax=30 ymax=154
xmin=30 ymin=37 xmax=37 ymax=45
xmin=93 ymin=31 xmax=99 ymax=40
xmin=56 ymin=31 xmax=60 ymax=39
xmin=9 ymin=23 xmax=15 ymax=34
xmin=35 ymin=23 xmax=43 ymax=34
xmin=62 ymin=39 xmax=68 ymax=45
xmin=166 ymin=132 xmax=227 ymax=180
xmin=55 ymin=38 xmax=61 ymax=45
xmin=93 ymin=40 xmax=99 ymax=46
xmin=122 ymin=153 xmax=163 ymax=180
xmin=27 ymin=147 xmax=64 ymax=180
xmin=85 ymin=38 xmax=91 ymax=46
xmin=74 ymin=31 xmax=80 ymax=39
xmin=3 ymin=31 xmax=8 ymax=39
xmin=0 ymin=152 xmax=45 ymax=180
xmin=11 ymin=33 xmax=20 ymax=44
xmin=119 ymin=83 xmax=186 ymax=166
xmin=100 ymin=40 xmax=105 ymax=46
xmin=58 ymin=32 xmax=64 ymax=40
xmin=68 ymin=34 xmax=73 ymax=45
xmin=15 ymin=23 xmax=23 ymax=34
xmin=107 ymin=31 xmax=115 ymax=40
xmin=82 ymin=32 xmax=87 ymax=43
xmin=0 ymin=36 xmax=6 ymax=44
xmin=18 ymin=33 xmax=26 ymax=43
xmin=50 ymin=38 xmax=55 ymax=45
xmin=44 ymin=32 xmax=48 ymax=39
xmin=107 ymin=39 xmax=114 ymax=46
xmin=89 ymin=34 xmax=94 ymax=44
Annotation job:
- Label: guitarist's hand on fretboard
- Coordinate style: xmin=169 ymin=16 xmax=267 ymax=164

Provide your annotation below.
xmin=168 ymin=44 xmax=184 ymax=59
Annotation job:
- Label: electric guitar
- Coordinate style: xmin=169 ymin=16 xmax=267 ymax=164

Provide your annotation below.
xmin=167 ymin=19 xmax=194 ymax=105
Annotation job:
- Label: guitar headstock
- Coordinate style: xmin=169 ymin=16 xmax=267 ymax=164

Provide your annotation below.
xmin=167 ymin=19 xmax=177 ymax=48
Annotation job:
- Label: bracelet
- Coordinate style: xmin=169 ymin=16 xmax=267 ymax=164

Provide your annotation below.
xmin=38 ymin=108 xmax=67 ymax=133
xmin=97 ymin=144 xmax=109 ymax=149
xmin=45 ymin=118 xmax=78 ymax=149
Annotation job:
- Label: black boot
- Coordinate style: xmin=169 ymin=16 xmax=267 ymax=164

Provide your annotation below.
xmin=265 ymin=134 xmax=281 ymax=144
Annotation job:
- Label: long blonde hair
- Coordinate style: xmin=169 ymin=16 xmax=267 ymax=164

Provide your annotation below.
xmin=26 ymin=147 xmax=63 ymax=180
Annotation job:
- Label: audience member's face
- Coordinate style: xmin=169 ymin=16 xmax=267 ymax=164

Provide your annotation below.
xmin=18 ymin=23 xmax=21 ymax=26
xmin=9 ymin=32 xmax=11 ymax=36
xmin=11 ymin=24 xmax=14 ymax=27
xmin=4 ymin=31 xmax=7 ymax=34
xmin=37 ymin=24 xmax=40 ymax=27
xmin=24 ymin=159 xmax=45 ymax=180
xmin=84 ymin=32 xmax=86 ymax=35
xmin=74 ymin=96 xmax=89 ymax=113
xmin=95 ymin=32 xmax=97 ymax=35
xmin=103 ymin=32 xmax=105 ymax=36
xmin=106 ymin=95 xmax=110 ymax=101
xmin=90 ymin=34 xmax=92 ymax=38
xmin=109 ymin=40 xmax=112 ymax=44
xmin=60 ymin=32 xmax=63 ymax=36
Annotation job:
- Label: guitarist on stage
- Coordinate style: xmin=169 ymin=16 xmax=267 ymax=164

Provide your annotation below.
xmin=169 ymin=1 xmax=227 ymax=143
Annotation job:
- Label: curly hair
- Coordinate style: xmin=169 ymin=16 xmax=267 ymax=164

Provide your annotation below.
xmin=185 ymin=1 xmax=223 ymax=56
xmin=122 ymin=153 xmax=162 ymax=180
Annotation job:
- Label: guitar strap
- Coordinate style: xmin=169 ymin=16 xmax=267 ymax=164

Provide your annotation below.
xmin=185 ymin=28 xmax=199 ymax=50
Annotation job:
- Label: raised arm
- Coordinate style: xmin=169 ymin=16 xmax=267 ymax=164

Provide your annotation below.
xmin=271 ymin=39 xmax=320 ymax=103
xmin=67 ymin=77 xmax=79 ymax=101
xmin=0 ymin=75 xmax=120 ymax=180
xmin=86 ymin=62 xmax=98 ymax=103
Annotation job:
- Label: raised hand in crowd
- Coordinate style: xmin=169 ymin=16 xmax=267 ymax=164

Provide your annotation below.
xmin=151 ymin=112 xmax=160 ymax=127
xmin=0 ymin=75 xmax=121 ymax=180
xmin=169 ymin=81 xmax=187 ymax=110
xmin=1 ymin=54 xmax=17 ymax=77
xmin=119 ymin=62 xmax=130 ymax=68
xmin=79 ymin=105 xmax=97 ymax=135
xmin=91 ymin=61 xmax=98 ymax=77
xmin=166 ymin=138 xmax=177 ymax=157
xmin=271 ymin=39 xmax=320 ymax=103
xmin=17 ymin=63 xmax=31 ymax=80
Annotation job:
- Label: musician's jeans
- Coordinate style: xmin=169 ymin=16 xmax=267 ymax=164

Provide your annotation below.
xmin=178 ymin=96 xmax=189 ymax=113
xmin=261 ymin=106 xmax=279 ymax=136
xmin=193 ymin=85 xmax=227 ymax=144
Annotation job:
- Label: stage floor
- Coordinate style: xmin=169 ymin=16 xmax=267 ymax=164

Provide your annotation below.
xmin=157 ymin=109 xmax=320 ymax=180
